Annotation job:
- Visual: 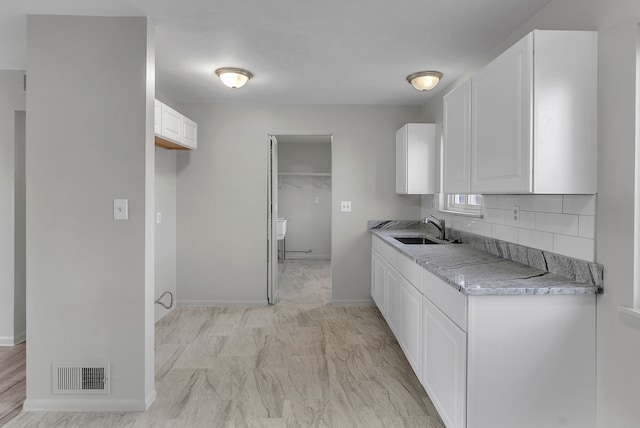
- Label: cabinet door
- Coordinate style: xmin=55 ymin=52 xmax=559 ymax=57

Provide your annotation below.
xmin=154 ymin=99 xmax=162 ymax=135
xmin=182 ymin=115 xmax=198 ymax=149
xmin=371 ymin=252 xmax=379 ymax=306
xmin=385 ymin=267 xmax=400 ymax=335
xmin=443 ymin=79 xmax=471 ymax=194
xmin=371 ymin=251 xmax=387 ymax=313
xmin=398 ymin=276 xmax=422 ymax=378
xmin=422 ymin=296 xmax=467 ymax=428
xmin=471 ymin=33 xmax=533 ymax=193
xmin=395 ymin=125 xmax=408 ymax=194
xmin=160 ymin=103 xmax=182 ymax=144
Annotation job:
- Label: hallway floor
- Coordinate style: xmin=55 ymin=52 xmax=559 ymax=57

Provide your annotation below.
xmin=6 ymin=259 xmax=444 ymax=427
xmin=0 ymin=342 xmax=25 ymax=427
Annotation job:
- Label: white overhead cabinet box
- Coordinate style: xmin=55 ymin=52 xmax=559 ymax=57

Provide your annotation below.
xmin=395 ymin=123 xmax=436 ymax=194
xmin=443 ymin=30 xmax=597 ymax=194
xmin=154 ymin=99 xmax=198 ymax=150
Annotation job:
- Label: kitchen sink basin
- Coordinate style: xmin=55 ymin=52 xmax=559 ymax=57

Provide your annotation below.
xmin=393 ymin=236 xmax=442 ymax=245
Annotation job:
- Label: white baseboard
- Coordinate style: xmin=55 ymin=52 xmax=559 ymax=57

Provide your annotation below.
xmin=23 ymin=397 xmax=150 ymax=412
xmin=331 ymin=299 xmax=374 ymax=306
xmin=178 ymin=300 xmax=267 ymax=307
xmin=0 ymin=331 xmax=26 ymax=346
xmin=0 ymin=336 xmax=17 ymax=346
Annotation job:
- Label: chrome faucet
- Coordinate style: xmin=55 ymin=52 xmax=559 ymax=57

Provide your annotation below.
xmin=423 ymin=215 xmax=446 ymax=240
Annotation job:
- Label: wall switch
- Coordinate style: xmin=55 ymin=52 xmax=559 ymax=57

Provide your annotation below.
xmin=512 ymin=205 xmax=520 ymax=223
xmin=156 ymin=212 xmax=162 ymax=224
xmin=341 ymin=201 xmax=352 ymax=212
xmin=114 ymin=199 xmax=128 ymax=220
xmin=314 ymin=196 xmax=320 ymax=204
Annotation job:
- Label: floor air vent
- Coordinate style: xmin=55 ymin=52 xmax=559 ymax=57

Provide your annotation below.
xmin=52 ymin=363 xmax=110 ymax=394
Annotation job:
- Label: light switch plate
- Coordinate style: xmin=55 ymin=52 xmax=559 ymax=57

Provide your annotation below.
xmin=114 ymin=199 xmax=128 ymax=220
xmin=341 ymin=201 xmax=352 ymax=212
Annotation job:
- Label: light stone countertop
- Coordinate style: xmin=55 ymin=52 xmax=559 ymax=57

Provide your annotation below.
xmin=371 ymin=228 xmax=600 ymax=296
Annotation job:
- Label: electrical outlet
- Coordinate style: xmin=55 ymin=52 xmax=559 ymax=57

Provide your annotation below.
xmin=340 ymin=201 xmax=352 ymax=212
xmin=157 ymin=212 xmax=162 ymax=224
xmin=512 ymin=206 xmax=520 ymax=224
xmin=314 ymin=196 xmax=320 ymax=204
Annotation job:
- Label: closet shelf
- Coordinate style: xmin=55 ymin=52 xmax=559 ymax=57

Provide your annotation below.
xmin=278 ymin=172 xmax=331 ymax=177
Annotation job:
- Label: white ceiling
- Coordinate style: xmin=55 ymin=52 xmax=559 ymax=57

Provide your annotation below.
xmin=1 ymin=0 xmax=553 ymax=105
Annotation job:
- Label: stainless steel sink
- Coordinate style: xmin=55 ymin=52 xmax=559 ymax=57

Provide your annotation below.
xmin=393 ymin=236 xmax=442 ymax=245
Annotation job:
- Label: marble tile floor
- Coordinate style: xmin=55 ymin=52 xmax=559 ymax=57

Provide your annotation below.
xmin=6 ymin=259 xmax=445 ymax=427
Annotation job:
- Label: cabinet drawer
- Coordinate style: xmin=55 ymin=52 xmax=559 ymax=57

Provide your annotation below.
xmin=422 ymin=269 xmax=467 ymax=331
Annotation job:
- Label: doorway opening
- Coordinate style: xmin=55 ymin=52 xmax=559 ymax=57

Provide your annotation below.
xmin=267 ymin=135 xmax=332 ymax=305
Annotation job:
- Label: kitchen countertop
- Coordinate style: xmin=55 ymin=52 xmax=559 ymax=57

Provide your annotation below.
xmin=371 ymin=228 xmax=601 ymax=296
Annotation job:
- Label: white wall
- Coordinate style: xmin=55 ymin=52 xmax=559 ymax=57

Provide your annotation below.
xmin=25 ymin=15 xmax=156 ymax=411
xmin=155 ymin=147 xmax=177 ymax=321
xmin=421 ymin=1 xmax=640 ymax=426
xmin=0 ymin=71 xmax=25 ymax=346
xmin=278 ymin=142 xmax=331 ymax=259
xmin=14 ymin=110 xmax=26 ymax=342
xmin=176 ymin=104 xmax=422 ymax=305
xmin=279 ymin=142 xmax=331 ymax=173
xmin=154 ymin=90 xmax=178 ymax=322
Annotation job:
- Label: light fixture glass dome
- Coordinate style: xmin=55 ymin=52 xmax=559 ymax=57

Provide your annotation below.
xmin=215 ymin=67 xmax=253 ymax=89
xmin=406 ymin=71 xmax=443 ymax=91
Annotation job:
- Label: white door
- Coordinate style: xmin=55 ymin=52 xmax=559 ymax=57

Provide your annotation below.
xmin=267 ymin=136 xmax=279 ymax=304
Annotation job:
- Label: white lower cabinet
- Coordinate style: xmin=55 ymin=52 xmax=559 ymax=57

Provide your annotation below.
xmin=385 ymin=265 xmax=400 ymax=335
xmin=371 ymin=235 xmax=596 ymax=428
xmin=398 ymin=276 xmax=423 ymax=378
xmin=422 ymin=296 xmax=467 ymax=428
xmin=371 ymin=252 xmax=381 ymax=307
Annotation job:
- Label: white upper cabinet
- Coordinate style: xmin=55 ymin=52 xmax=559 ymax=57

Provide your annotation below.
xmin=445 ymin=30 xmax=597 ymax=194
xmin=160 ymin=103 xmax=182 ymax=143
xmin=443 ymin=79 xmax=472 ymax=194
xmin=396 ymin=123 xmax=436 ymax=194
xmin=154 ymin=99 xmax=198 ymax=150
xmin=471 ymin=33 xmax=533 ymax=193
xmin=181 ymin=116 xmax=198 ymax=150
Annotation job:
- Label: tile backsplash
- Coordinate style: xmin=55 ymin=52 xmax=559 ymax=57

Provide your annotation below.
xmin=422 ymin=194 xmax=597 ymax=262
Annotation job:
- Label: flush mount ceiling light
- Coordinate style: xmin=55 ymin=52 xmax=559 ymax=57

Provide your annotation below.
xmin=406 ymin=71 xmax=443 ymax=91
xmin=215 ymin=67 xmax=253 ymax=89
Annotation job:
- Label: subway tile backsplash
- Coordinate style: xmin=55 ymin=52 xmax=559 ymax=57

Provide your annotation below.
xmin=422 ymin=194 xmax=597 ymax=262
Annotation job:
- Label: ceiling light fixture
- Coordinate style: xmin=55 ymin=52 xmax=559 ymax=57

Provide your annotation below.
xmin=406 ymin=71 xmax=443 ymax=91
xmin=215 ymin=67 xmax=253 ymax=89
